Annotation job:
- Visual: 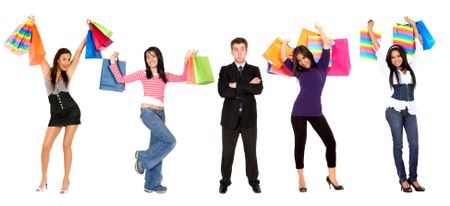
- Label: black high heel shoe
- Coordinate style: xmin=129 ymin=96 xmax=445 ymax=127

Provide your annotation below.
xmin=408 ymin=180 xmax=425 ymax=192
xmin=326 ymin=176 xmax=344 ymax=190
xmin=400 ymin=181 xmax=412 ymax=193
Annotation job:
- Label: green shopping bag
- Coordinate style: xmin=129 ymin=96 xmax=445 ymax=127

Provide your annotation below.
xmin=91 ymin=20 xmax=113 ymax=38
xmin=193 ymin=55 xmax=214 ymax=85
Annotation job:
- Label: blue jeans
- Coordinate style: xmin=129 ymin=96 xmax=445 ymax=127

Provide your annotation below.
xmin=385 ymin=107 xmax=419 ymax=183
xmin=139 ymin=108 xmax=176 ymax=190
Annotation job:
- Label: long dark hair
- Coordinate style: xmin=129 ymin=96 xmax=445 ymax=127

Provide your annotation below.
xmin=144 ymin=46 xmax=167 ymax=83
xmin=385 ymin=45 xmax=416 ymax=88
xmin=50 ymin=48 xmax=70 ymax=88
xmin=292 ymin=45 xmax=317 ymax=77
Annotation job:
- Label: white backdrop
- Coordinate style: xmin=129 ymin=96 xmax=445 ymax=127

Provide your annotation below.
xmin=1 ymin=0 xmax=448 ymax=205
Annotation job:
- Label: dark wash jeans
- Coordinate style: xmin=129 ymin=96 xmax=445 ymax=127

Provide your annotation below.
xmin=385 ymin=107 xmax=419 ymax=183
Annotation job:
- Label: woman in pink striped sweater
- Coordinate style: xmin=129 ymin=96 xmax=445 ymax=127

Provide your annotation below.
xmin=109 ymin=47 xmax=195 ymax=194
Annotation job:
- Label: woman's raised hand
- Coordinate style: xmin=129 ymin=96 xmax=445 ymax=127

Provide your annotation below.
xmin=110 ymin=51 xmax=119 ymax=65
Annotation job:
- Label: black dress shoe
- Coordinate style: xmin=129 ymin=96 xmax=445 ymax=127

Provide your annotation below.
xmin=219 ymin=184 xmax=228 ymax=194
xmin=251 ymin=185 xmax=261 ymax=193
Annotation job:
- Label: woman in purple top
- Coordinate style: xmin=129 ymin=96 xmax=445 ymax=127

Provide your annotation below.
xmin=281 ymin=24 xmax=343 ymax=192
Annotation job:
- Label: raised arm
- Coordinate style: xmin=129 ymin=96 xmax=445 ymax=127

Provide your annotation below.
xmin=404 ymin=16 xmax=422 ymax=47
xmin=368 ymin=19 xmax=389 ymax=77
xmin=367 ymin=19 xmax=380 ymax=51
xmin=166 ymin=50 xmax=196 ymax=82
xmin=40 ymin=58 xmax=51 ymax=79
xmin=315 ymin=23 xmax=330 ymax=49
xmin=109 ymin=51 xmax=146 ymax=84
xmin=280 ymin=39 xmax=290 ymax=62
xmin=281 ymin=39 xmax=294 ymax=72
xmin=65 ymin=37 xmax=87 ymax=78
xmin=404 ymin=16 xmax=423 ymax=67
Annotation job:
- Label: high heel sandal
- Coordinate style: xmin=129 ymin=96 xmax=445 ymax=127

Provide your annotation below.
xmin=36 ymin=180 xmax=47 ymax=192
xmin=299 ymin=187 xmax=307 ymax=193
xmin=60 ymin=181 xmax=70 ymax=194
xmin=298 ymin=178 xmax=307 ymax=192
xmin=326 ymin=176 xmax=344 ymax=190
xmin=400 ymin=181 xmax=412 ymax=193
xmin=408 ymin=180 xmax=425 ymax=192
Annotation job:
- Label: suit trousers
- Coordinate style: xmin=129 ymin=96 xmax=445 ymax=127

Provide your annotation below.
xmin=220 ymin=117 xmax=259 ymax=187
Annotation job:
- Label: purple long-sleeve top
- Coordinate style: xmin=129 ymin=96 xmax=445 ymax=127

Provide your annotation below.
xmin=284 ymin=49 xmax=330 ymax=116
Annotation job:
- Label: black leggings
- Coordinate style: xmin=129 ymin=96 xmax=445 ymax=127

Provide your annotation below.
xmin=291 ymin=116 xmax=336 ymax=169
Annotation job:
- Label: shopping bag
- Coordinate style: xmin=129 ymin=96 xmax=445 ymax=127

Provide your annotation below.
xmin=327 ymin=38 xmax=351 ymax=76
xmin=393 ymin=23 xmax=415 ymax=57
xmin=91 ymin=20 xmax=112 ymax=38
xmin=307 ymin=35 xmax=332 ymax=67
xmin=297 ymin=28 xmax=319 ymax=46
xmin=262 ymin=37 xmax=293 ymax=69
xmin=186 ymin=56 xmax=196 ymax=84
xmin=3 ymin=19 xmax=32 ymax=55
xmin=360 ymin=29 xmax=381 ymax=61
xmin=29 ymin=23 xmax=46 ymax=66
xmin=100 ymin=58 xmax=126 ymax=92
xmin=85 ymin=30 xmax=102 ymax=59
xmin=90 ymin=22 xmax=113 ymax=51
xmin=267 ymin=62 xmax=293 ymax=77
xmin=416 ymin=20 xmax=435 ymax=50
xmin=266 ymin=62 xmax=271 ymax=74
xmin=193 ymin=55 xmax=214 ymax=85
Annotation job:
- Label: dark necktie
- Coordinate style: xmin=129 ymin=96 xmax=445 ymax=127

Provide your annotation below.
xmin=238 ymin=66 xmax=243 ymax=113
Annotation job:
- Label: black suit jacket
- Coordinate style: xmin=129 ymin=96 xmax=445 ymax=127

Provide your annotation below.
xmin=218 ymin=63 xmax=263 ymax=130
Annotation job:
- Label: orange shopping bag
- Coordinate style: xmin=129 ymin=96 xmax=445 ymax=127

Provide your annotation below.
xmin=29 ymin=23 xmax=46 ymax=66
xmin=297 ymin=28 xmax=319 ymax=46
xmin=186 ymin=56 xmax=196 ymax=84
xmin=262 ymin=38 xmax=293 ymax=69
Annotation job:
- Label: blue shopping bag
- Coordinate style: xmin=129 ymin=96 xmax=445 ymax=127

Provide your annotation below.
xmin=416 ymin=20 xmax=435 ymax=50
xmin=85 ymin=30 xmax=102 ymax=59
xmin=99 ymin=58 xmax=126 ymax=92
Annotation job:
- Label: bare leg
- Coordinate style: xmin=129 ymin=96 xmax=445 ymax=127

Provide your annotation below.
xmin=297 ymin=169 xmax=306 ymax=189
xmin=60 ymin=125 xmax=78 ymax=193
xmin=37 ymin=126 xmax=63 ymax=190
xmin=327 ymin=167 xmax=340 ymax=186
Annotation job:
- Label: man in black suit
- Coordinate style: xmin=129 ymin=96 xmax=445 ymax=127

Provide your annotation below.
xmin=218 ymin=37 xmax=263 ymax=194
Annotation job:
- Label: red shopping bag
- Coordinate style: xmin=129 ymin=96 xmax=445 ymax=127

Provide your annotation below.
xmin=90 ymin=23 xmax=113 ymax=51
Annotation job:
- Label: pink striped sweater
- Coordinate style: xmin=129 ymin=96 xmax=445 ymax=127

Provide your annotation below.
xmin=109 ymin=63 xmax=187 ymax=103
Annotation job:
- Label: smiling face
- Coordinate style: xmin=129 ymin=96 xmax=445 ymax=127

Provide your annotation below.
xmin=57 ymin=53 xmax=71 ymax=70
xmin=390 ymin=50 xmax=403 ymax=69
xmin=296 ymin=53 xmax=312 ymax=69
xmin=146 ymin=51 xmax=158 ymax=69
